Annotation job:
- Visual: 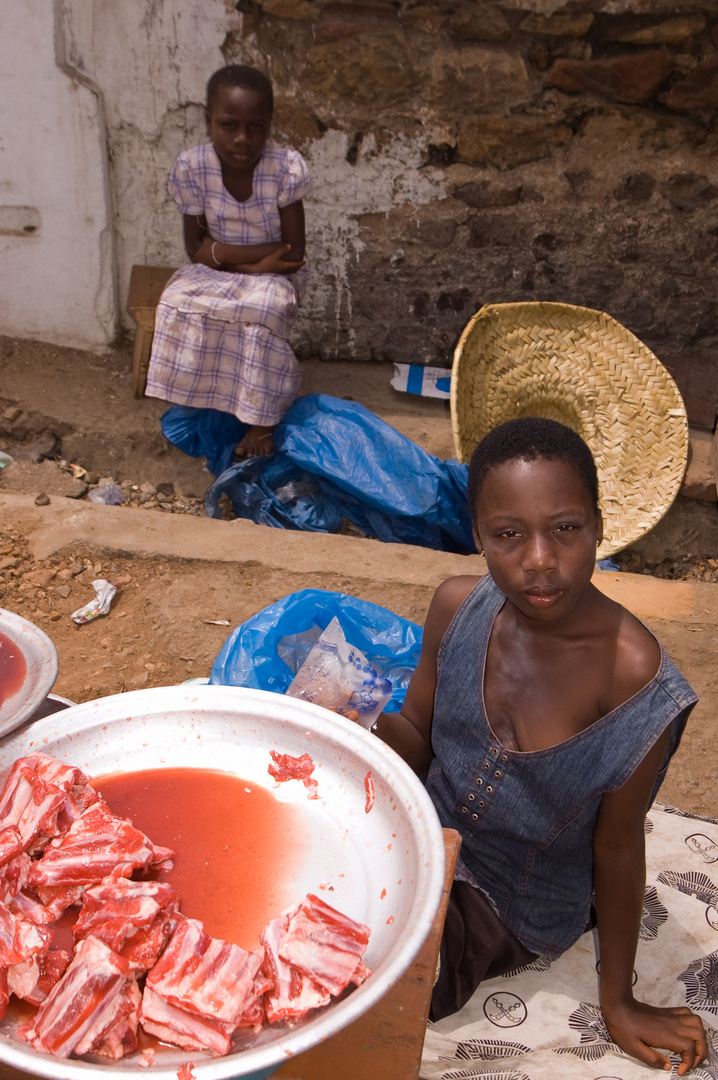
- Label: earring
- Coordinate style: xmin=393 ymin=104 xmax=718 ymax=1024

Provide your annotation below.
xmin=479 ymin=548 xmax=485 ymax=556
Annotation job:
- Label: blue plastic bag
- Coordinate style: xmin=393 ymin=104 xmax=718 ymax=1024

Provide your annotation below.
xmin=209 ymin=589 xmax=423 ymax=713
xmin=161 ymin=406 xmax=247 ymax=479
xmin=173 ymin=394 xmax=474 ymax=553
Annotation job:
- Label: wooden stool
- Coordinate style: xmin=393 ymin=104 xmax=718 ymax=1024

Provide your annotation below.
xmin=0 ymin=829 xmax=460 ymax=1080
xmin=126 ymin=265 xmax=177 ymax=398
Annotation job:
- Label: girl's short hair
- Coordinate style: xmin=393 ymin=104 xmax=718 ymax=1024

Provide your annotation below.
xmin=467 ymin=417 xmax=600 ymax=521
xmin=206 ymin=65 xmax=273 ymax=113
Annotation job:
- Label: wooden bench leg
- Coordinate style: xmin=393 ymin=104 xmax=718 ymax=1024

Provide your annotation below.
xmin=272 ymin=828 xmax=461 ymax=1080
xmin=132 ymin=322 xmax=153 ymax=399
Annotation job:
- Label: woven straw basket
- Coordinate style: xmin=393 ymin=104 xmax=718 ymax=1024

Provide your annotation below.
xmin=451 ymin=301 xmax=689 ymax=559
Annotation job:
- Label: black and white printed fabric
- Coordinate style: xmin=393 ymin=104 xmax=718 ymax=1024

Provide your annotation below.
xmin=422 ymin=803 xmax=718 ymax=1080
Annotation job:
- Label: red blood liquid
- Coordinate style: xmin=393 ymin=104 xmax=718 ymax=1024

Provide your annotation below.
xmin=0 ymin=630 xmax=27 ymax=706
xmin=94 ymin=768 xmax=309 ymax=952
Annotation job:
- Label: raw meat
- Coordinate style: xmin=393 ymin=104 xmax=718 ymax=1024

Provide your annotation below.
xmin=6 ymin=918 xmax=54 ymax=1000
xmin=0 ymin=900 xmax=52 ymax=969
xmin=74 ymin=978 xmax=142 ymax=1059
xmin=29 ymin=801 xmax=173 ymax=891
xmin=18 ymin=949 xmax=72 ymax=1007
xmin=141 ymin=916 xmax=267 ymax=1053
xmin=0 ymin=851 xmax=31 ymax=904
xmin=364 ymin=771 xmax=375 ymax=814
xmin=277 ymin=893 xmax=371 ymax=997
xmin=261 ymin=915 xmax=330 ymax=1023
xmin=140 ymin=986 xmax=237 ymax=1057
xmin=0 ymin=753 xmax=96 ymax=856
xmin=74 ymin=878 xmax=178 ymax=971
xmin=268 ymin=750 xmax=319 ymax=798
xmin=0 ymin=825 xmax=24 ymax=868
xmin=20 ymin=935 xmax=138 ymax=1058
xmin=8 ymin=890 xmax=54 ymax=925
xmin=0 ymin=751 xmax=373 ymax=1064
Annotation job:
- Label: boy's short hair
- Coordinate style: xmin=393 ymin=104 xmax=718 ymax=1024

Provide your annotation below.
xmin=206 ymin=65 xmax=274 ymax=114
xmin=467 ymin=417 xmax=600 ymax=521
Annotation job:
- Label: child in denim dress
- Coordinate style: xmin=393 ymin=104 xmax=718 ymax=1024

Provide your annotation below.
xmin=373 ymin=417 xmax=707 ymax=1075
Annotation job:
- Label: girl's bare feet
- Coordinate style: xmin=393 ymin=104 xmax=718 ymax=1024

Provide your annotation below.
xmin=233 ymin=425 xmax=276 ymax=460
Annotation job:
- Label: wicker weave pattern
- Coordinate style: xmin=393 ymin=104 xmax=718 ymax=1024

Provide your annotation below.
xmin=451 ymin=301 xmax=689 ymax=559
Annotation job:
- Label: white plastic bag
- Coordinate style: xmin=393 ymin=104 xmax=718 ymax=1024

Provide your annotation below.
xmin=285 ymin=617 xmax=392 ymax=729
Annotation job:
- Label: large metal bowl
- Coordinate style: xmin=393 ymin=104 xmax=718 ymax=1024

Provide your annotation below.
xmin=0 ymin=684 xmax=446 ymax=1080
xmin=0 ymin=608 xmax=58 ymax=736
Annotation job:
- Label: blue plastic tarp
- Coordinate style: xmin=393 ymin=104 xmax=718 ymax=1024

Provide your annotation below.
xmin=162 ymin=394 xmax=474 ymax=554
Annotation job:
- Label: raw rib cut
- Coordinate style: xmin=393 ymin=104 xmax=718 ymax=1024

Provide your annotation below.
xmin=73 ymin=978 xmax=142 ymax=1059
xmin=142 ymin=916 xmax=266 ymax=1049
xmin=261 ymin=915 xmax=330 ymax=1023
xmin=140 ymin=986 xmax=237 ymax=1057
xmin=0 ymin=753 xmax=98 ymax=857
xmin=74 ymin=878 xmax=178 ymax=971
xmin=20 ymin=935 xmax=138 ymax=1058
xmin=29 ymin=801 xmax=173 ymax=891
xmin=278 ymin=893 xmax=371 ymax=996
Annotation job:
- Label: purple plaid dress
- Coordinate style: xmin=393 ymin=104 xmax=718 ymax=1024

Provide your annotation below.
xmin=146 ymin=143 xmax=311 ymax=426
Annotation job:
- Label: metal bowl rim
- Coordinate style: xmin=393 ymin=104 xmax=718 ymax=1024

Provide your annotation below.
xmin=0 ymin=608 xmax=58 ymax=734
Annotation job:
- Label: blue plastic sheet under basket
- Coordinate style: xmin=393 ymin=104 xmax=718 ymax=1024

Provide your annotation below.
xmin=209 ymin=589 xmax=423 ymax=714
xmin=161 ymin=394 xmax=474 ymax=554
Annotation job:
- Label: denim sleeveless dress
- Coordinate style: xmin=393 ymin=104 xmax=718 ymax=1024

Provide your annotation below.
xmin=425 ymin=575 xmax=698 ymax=956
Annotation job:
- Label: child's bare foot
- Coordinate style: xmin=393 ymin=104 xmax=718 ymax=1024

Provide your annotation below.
xmin=233 ymin=425 xmax=276 ymax=460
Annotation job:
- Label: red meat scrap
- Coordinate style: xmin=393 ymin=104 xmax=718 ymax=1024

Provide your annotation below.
xmin=364 ymin=771 xmax=375 ymax=814
xmin=0 ymin=826 xmax=25 ymax=869
xmin=268 ymin=751 xmax=319 ymax=799
xmin=277 ymin=894 xmax=371 ymax=997
xmin=0 ymin=851 xmax=31 ymax=905
xmin=0 ymin=898 xmax=52 ymax=976
xmin=8 ymin=891 xmax=55 ymax=926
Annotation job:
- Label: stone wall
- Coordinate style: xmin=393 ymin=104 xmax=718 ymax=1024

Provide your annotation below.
xmin=227 ymin=0 xmax=717 ymax=423
xmin=3 ymin=0 xmax=716 ymax=425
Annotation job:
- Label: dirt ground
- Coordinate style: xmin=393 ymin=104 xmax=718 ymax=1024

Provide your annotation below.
xmin=0 ymin=335 xmax=716 ymax=819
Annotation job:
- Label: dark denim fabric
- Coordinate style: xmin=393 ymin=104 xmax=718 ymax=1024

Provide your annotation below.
xmin=425 ymin=575 xmax=697 ymax=956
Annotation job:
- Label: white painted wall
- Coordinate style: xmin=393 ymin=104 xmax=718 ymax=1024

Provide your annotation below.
xmin=0 ymin=0 xmax=114 ymax=350
xmin=0 ymin=0 xmax=228 ymax=352
xmin=0 ymin=0 xmax=445 ymax=356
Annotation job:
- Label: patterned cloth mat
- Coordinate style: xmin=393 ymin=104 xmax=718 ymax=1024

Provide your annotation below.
xmin=422 ymin=803 xmax=718 ymax=1079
